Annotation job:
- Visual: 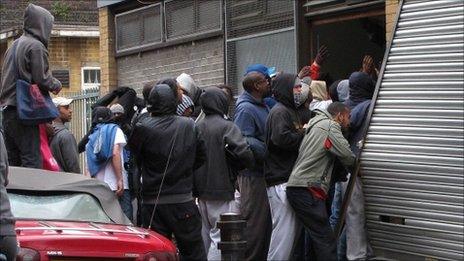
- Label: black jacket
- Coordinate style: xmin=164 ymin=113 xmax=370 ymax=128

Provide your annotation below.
xmin=128 ymin=85 xmax=206 ymax=203
xmin=264 ymin=73 xmax=304 ymax=187
xmin=194 ymin=87 xmax=254 ymax=201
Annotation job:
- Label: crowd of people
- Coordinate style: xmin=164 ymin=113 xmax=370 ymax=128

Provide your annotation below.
xmin=0 ymin=4 xmax=381 ymax=261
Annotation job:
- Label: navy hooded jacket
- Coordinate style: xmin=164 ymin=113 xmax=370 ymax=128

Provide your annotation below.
xmin=234 ymin=91 xmax=269 ymax=177
xmin=345 ymin=72 xmax=376 ymax=156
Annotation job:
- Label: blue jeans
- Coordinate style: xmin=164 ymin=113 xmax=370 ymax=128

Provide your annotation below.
xmin=329 ymin=182 xmax=347 ymax=260
xmin=118 ymin=189 xmax=133 ymax=221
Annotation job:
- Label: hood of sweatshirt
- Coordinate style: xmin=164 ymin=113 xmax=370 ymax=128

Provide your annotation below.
xmin=310 ymin=80 xmax=329 ymax=102
xmin=236 ymin=90 xmax=267 ymax=108
xmin=348 ymin=72 xmax=375 ymax=106
xmin=23 ymin=4 xmax=54 ymax=47
xmin=272 ymin=73 xmax=298 ymax=109
xmin=177 ymin=73 xmax=202 ymax=105
xmin=200 ymin=87 xmax=229 ymax=116
xmin=306 ymin=109 xmax=333 ymax=132
xmin=147 ymin=84 xmax=177 ymax=115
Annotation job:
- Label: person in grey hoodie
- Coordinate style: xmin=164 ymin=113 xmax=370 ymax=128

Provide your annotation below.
xmin=0 ymin=130 xmax=18 ymax=261
xmin=0 ymin=4 xmax=62 ymax=169
xmin=286 ymin=102 xmax=355 ymax=261
xmin=50 ymin=97 xmax=81 ymax=174
xmin=194 ymin=87 xmax=254 ymax=260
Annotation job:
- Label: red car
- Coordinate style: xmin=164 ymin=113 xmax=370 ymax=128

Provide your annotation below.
xmin=6 ymin=167 xmax=178 ymax=261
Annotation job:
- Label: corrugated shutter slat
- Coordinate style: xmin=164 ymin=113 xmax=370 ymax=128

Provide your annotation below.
xmin=361 ymin=0 xmax=464 ymax=260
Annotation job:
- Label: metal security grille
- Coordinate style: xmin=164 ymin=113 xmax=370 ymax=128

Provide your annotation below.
xmin=303 ymin=0 xmax=383 ymax=17
xmin=359 ymin=0 xmax=464 ymax=260
xmin=115 ymin=4 xmax=162 ymax=52
xmin=165 ymin=0 xmax=221 ymax=40
xmin=226 ymin=29 xmax=296 ymax=94
xmin=225 ymin=0 xmax=295 ymax=96
xmin=225 ymin=0 xmax=294 ymax=39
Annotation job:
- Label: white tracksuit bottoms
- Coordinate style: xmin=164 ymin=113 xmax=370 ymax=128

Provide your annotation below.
xmin=198 ymin=199 xmax=238 ymax=261
xmin=267 ymin=183 xmax=301 ymax=261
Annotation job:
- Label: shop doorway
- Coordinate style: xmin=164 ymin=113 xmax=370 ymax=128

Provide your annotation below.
xmin=310 ymin=11 xmax=386 ymax=83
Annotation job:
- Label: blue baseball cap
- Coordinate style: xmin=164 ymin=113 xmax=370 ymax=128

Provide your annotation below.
xmin=244 ymin=64 xmax=270 ymax=78
xmin=267 ymin=67 xmax=277 ymax=78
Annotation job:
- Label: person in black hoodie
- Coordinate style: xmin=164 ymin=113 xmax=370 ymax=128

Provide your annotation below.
xmin=264 ymin=73 xmax=305 ymax=260
xmin=340 ymin=71 xmax=376 ymax=261
xmin=128 ymin=84 xmax=206 ymax=261
xmin=194 ymin=87 xmax=254 ymax=260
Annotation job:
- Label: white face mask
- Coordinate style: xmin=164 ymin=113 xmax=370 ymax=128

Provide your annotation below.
xmin=294 ymin=78 xmax=310 ymax=107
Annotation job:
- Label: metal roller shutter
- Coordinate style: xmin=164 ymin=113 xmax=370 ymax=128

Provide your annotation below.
xmin=360 ymin=0 xmax=464 ymax=260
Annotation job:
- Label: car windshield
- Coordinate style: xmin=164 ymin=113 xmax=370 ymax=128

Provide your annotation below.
xmin=9 ymin=192 xmax=113 ymax=223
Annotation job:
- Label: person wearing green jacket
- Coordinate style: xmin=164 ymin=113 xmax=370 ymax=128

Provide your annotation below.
xmin=286 ymin=102 xmax=355 ymax=261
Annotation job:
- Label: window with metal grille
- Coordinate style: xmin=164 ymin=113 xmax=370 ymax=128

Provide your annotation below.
xmin=225 ymin=0 xmax=294 ymax=39
xmin=227 ymin=29 xmax=296 ymax=94
xmin=165 ymin=0 xmax=221 ymax=40
xmin=52 ymin=69 xmax=70 ymax=88
xmin=115 ymin=3 xmax=162 ymax=52
xmin=81 ymin=67 xmax=101 ymax=90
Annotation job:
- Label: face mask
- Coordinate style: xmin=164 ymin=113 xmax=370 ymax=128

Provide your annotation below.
xmin=293 ymin=78 xmax=304 ymax=107
xmin=294 ymin=92 xmax=304 ymax=107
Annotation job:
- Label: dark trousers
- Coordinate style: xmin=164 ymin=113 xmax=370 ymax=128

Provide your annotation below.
xmin=0 ymin=235 xmax=18 ymax=261
xmin=118 ymin=189 xmax=133 ymax=221
xmin=237 ymin=175 xmax=272 ymax=261
xmin=286 ymin=187 xmax=337 ymax=261
xmin=2 ymin=108 xmax=41 ymax=168
xmin=141 ymin=201 xmax=206 ymax=261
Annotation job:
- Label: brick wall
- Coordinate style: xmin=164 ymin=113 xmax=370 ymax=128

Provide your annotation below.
xmin=385 ymin=0 xmax=400 ymax=42
xmin=48 ymin=37 xmax=100 ymax=94
xmin=116 ymin=36 xmax=224 ymax=92
xmin=99 ymin=7 xmax=117 ymax=94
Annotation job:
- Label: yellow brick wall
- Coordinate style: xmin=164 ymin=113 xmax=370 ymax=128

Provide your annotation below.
xmin=385 ymin=0 xmax=400 ymax=43
xmin=99 ymin=7 xmax=117 ymax=94
xmin=48 ymin=37 xmax=100 ymax=94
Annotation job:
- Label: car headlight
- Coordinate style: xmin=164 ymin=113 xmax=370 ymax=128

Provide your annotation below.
xmin=17 ymin=247 xmax=40 ymax=261
xmin=143 ymin=251 xmax=178 ymax=261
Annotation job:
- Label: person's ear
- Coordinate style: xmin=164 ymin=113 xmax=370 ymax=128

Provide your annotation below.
xmin=334 ymin=112 xmax=342 ymax=123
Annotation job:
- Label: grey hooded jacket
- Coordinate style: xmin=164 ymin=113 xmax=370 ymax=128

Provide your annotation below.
xmin=50 ymin=121 xmax=81 ymax=174
xmin=287 ymin=110 xmax=355 ymax=193
xmin=0 ymin=4 xmax=61 ymax=107
xmin=0 ymin=130 xmax=15 ymax=236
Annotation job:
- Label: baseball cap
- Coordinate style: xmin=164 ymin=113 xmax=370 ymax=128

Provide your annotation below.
xmin=244 ymin=64 xmax=270 ymax=78
xmin=267 ymin=67 xmax=277 ymax=78
xmin=53 ymin=97 xmax=73 ymax=107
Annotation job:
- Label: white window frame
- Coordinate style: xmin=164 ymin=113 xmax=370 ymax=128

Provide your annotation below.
xmin=81 ymin=67 xmax=101 ymax=90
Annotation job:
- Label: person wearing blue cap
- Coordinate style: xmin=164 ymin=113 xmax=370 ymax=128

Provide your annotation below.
xmin=234 ymin=65 xmax=273 ymax=260
xmin=244 ymin=64 xmax=279 ymax=109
